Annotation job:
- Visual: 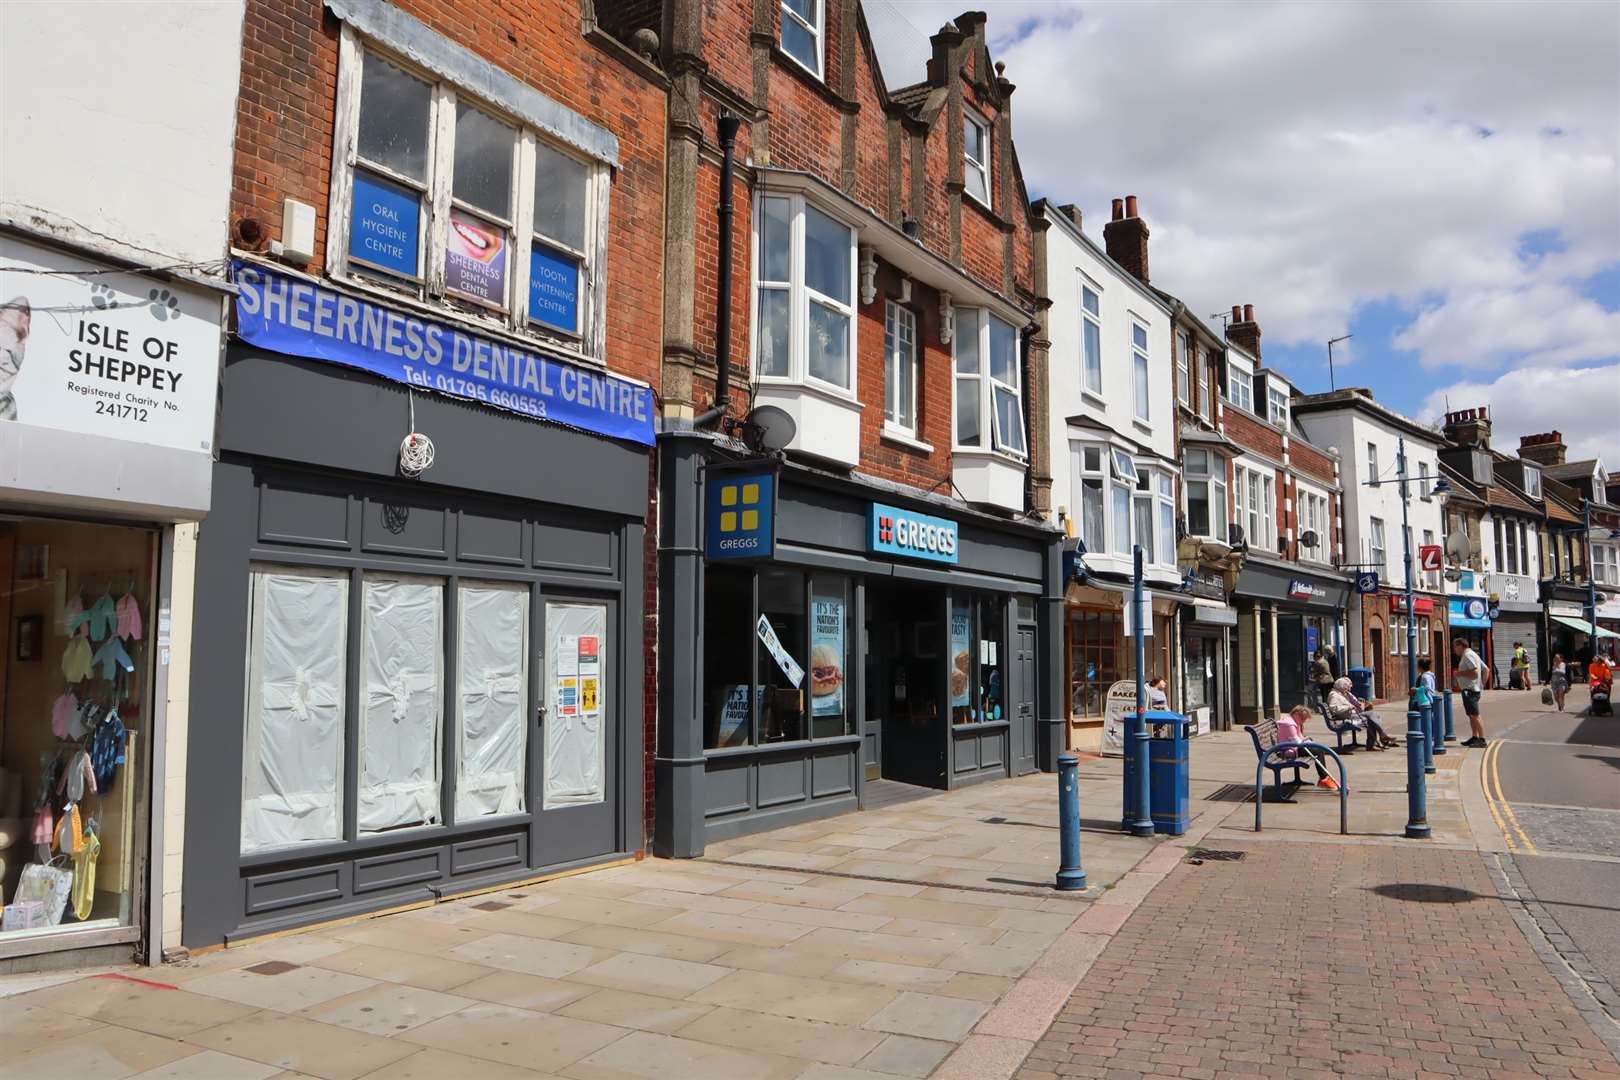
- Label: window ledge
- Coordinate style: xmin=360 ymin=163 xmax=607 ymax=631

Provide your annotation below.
xmin=1132 ymin=418 xmax=1153 ymax=435
xmin=952 ymin=446 xmax=1027 ymax=468
xmin=756 ymin=375 xmax=862 ymax=410
xmin=881 ymin=425 xmax=934 ymax=454
xmin=1080 ymin=389 xmax=1107 ymax=409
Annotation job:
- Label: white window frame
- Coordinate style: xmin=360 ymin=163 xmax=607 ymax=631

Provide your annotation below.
xmin=1234 ymin=461 xmax=1274 ymax=552
xmin=1176 ymin=332 xmax=1191 ymax=407
xmin=1418 ymin=460 xmax=1432 ymax=501
xmin=1131 ymin=321 xmax=1151 ymax=425
xmin=751 ymin=191 xmax=859 ymax=397
xmin=1267 ymin=385 xmax=1289 ymax=427
xmin=1297 ymin=483 xmax=1330 ymax=564
xmin=1367 ymin=442 xmax=1380 ymax=480
xmin=953 ymin=307 xmax=1026 ymax=459
xmin=1594 ymin=543 xmax=1619 ymax=586
xmin=1370 ymin=516 xmax=1387 ymax=572
xmin=1080 ymin=279 xmax=1103 ymax=398
xmin=1523 ymin=466 xmax=1542 ymax=500
xmin=1155 ymin=469 xmax=1176 ymax=569
xmin=1182 ymin=448 xmax=1229 ymax=544
xmin=779 ymin=0 xmax=824 ymax=80
xmin=884 ymin=301 xmax=918 ymax=436
xmin=1199 ymin=349 xmax=1214 ymax=421
xmin=963 ymin=109 xmax=992 ymax=209
xmin=329 ymin=33 xmax=609 ymax=357
xmin=1110 ymin=449 xmax=1135 ymax=557
xmin=1072 ymin=443 xmax=1108 ymax=555
xmin=1227 ymin=368 xmax=1253 ymax=413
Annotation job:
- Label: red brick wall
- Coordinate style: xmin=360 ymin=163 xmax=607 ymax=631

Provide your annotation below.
xmin=232 ymin=0 xmax=668 ymax=390
xmin=1292 ymin=440 xmax=1337 ymax=486
xmin=1222 ymin=407 xmax=1284 ymax=462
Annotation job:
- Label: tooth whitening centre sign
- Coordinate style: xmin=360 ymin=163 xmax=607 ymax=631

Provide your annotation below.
xmin=233 ymin=263 xmax=654 ymax=446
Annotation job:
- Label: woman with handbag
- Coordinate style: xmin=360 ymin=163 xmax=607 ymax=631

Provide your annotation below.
xmin=1548 ymin=654 xmax=1570 ymax=712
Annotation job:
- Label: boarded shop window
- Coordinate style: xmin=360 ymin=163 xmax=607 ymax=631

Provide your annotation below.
xmin=455 ymin=582 xmax=529 ymax=820
xmin=358 ymin=576 xmax=444 ymax=834
xmin=543 ymin=602 xmax=608 ymax=808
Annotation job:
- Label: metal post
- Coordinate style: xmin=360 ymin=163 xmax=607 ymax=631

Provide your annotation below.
xmin=1586 ymin=500 xmax=1598 ymax=655
xmin=1405 ymin=706 xmax=1431 ymax=838
xmin=1422 ymin=697 xmax=1436 ymax=773
xmin=1431 ymin=693 xmax=1446 ymax=757
xmin=1443 ymin=687 xmax=1456 ymax=741
xmin=1398 ymin=435 xmax=1430 ymax=836
xmin=1056 ymin=754 xmax=1087 ymax=890
xmin=1128 ymin=546 xmax=1154 ymax=837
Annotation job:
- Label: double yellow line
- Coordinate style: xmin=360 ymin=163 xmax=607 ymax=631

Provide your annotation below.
xmin=1482 ymin=739 xmax=1535 ymax=854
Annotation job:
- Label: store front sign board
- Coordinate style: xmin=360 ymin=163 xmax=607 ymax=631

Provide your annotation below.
xmin=706 ymin=472 xmax=775 ymax=560
xmin=869 ymin=502 xmax=959 ymax=564
xmin=233 ymin=262 xmax=653 ymax=446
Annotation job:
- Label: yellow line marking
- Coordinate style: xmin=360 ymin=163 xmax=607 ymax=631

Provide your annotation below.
xmin=1482 ymin=740 xmax=1517 ymax=853
xmin=1485 ymin=739 xmax=1537 ymax=855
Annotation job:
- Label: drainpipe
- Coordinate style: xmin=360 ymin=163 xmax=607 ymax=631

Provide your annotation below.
xmin=1021 ymin=320 xmax=1038 ymax=514
xmin=695 ymin=113 xmax=742 ymax=428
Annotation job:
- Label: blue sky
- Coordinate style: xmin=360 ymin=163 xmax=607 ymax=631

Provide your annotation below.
xmin=866 ymin=0 xmax=1620 ymax=462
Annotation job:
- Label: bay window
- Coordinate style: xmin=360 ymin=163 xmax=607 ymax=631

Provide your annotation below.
xmin=754 ymin=193 xmax=857 ymax=394
xmin=1133 ymin=476 xmax=1155 ymax=565
xmin=954 ymin=308 xmax=1026 ymax=456
xmin=1184 ymin=448 xmax=1228 ymax=542
xmin=1081 ymin=283 xmax=1102 ymax=396
xmin=1234 ymin=462 xmax=1274 ymax=550
xmin=1073 ymin=445 xmax=1106 ymax=553
xmin=780 ymin=0 xmax=824 ymax=78
xmin=1132 ymin=322 xmax=1151 ymax=423
xmin=336 ymin=44 xmax=604 ymax=347
xmin=1157 ymin=471 xmax=1176 ymax=568
xmin=1110 ymin=450 xmax=1136 ymax=557
xmin=964 ymin=110 xmax=991 ymax=206
xmin=884 ymin=302 xmax=918 ymax=435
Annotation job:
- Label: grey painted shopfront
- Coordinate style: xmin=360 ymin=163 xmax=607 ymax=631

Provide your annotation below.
xmin=181 ymin=346 xmax=648 ymax=948
xmin=1232 ymin=556 xmax=1352 ymax=723
xmin=655 ymin=434 xmax=1064 ymax=858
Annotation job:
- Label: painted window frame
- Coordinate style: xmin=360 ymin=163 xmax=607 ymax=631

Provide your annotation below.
xmin=779 ymin=0 xmax=825 ymax=80
xmin=1199 ymin=349 xmax=1215 ymax=422
xmin=751 ymin=191 xmax=860 ymax=397
xmin=1227 ymin=368 xmax=1253 ymax=413
xmin=1182 ymin=448 xmax=1229 ymax=544
xmin=1522 ymin=466 xmax=1542 ymax=500
xmin=1072 ymin=443 xmax=1107 ymax=555
xmin=1297 ymin=482 xmax=1330 ymax=564
xmin=953 ymin=307 xmax=1027 ymax=459
xmin=1418 ymin=460 xmax=1433 ymax=501
xmin=963 ymin=109 xmax=992 ymax=209
xmin=1176 ymin=332 xmax=1192 ymax=406
xmin=1080 ymin=279 xmax=1103 ymax=398
xmin=1267 ymin=385 xmax=1289 ymax=427
xmin=1234 ymin=461 xmax=1275 ymax=552
xmin=1367 ymin=442 xmax=1380 ymax=480
xmin=1131 ymin=321 xmax=1151 ymax=425
xmin=883 ymin=301 xmax=919 ymax=436
xmin=1370 ymin=516 xmax=1387 ymax=573
xmin=328 ymin=33 xmax=608 ymax=356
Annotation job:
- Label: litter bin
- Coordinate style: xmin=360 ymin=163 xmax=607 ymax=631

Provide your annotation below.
xmin=1124 ymin=710 xmax=1190 ymax=835
xmin=1349 ymin=666 xmax=1374 ymax=702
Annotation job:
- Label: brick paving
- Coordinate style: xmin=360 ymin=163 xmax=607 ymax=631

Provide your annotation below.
xmin=1014 ymin=841 xmax=1620 ymax=1080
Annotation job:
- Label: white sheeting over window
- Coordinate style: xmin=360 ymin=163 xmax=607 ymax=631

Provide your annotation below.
xmin=241 ymin=568 xmax=349 ymax=854
xmin=456 ymin=582 xmax=529 ymax=820
xmin=359 ymin=576 xmax=444 ymax=833
xmin=543 ymin=602 xmax=606 ymax=808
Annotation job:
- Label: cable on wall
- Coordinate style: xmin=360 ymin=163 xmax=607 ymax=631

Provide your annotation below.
xmin=399 ymin=389 xmax=435 ymax=478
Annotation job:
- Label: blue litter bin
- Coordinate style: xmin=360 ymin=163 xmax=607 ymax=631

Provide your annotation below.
xmin=1147 ymin=710 xmax=1190 ymax=836
xmin=1349 ymin=666 xmax=1374 ymax=702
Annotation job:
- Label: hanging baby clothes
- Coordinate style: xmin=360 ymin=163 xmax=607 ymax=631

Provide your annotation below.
xmin=70 ymin=698 xmax=103 ymax=741
xmin=64 ymin=596 xmax=88 ymax=638
xmin=90 ymin=710 xmax=127 ymax=794
xmin=57 ymin=749 xmax=97 ymax=803
xmin=31 ymin=804 xmax=53 ymax=864
xmin=71 ymin=827 xmax=100 ymax=920
xmin=116 ymin=592 xmax=143 ymax=641
xmin=90 ymin=636 xmax=134 ymax=681
xmin=61 ymin=637 xmax=92 ymax=683
xmin=74 ymin=593 xmax=118 ymax=642
xmin=51 ymin=692 xmax=79 ymax=739
xmin=53 ymin=802 xmax=84 ymax=857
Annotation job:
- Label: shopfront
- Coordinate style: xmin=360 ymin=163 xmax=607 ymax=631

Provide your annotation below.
xmin=655 ymin=437 xmax=1062 ymax=856
xmin=1178 ymin=570 xmax=1234 ymax=733
xmin=1482 ymin=578 xmax=1538 ymax=685
xmin=1063 ymin=580 xmax=1179 ymax=751
xmin=0 ymin=234 xmax=224 ymax=962
xmin=1232 ymin=558 xmax=1350 ymax=723
xmin=180 ymin=266 xmax=652 ymax=948
xmin=1448 ymin=596 xmax=1493 ymax=680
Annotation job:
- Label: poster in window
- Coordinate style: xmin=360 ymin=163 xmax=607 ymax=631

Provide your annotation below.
xmin=715 ymin=684 xmax=755 ymax=747
xmin=545 ymin=603 xmax=606 ymax=808
xmin=529 ymin=242 xmax=581 ymax=333
xmin=811 ymin=598 xmax=845 ymax=716
xmin=350 ymin=171 xmax=421 ymax=278
xmin=446 ymin=209 xmax=508 ymax=305
xmin=950 ymin=608 xmax=972 ymax=708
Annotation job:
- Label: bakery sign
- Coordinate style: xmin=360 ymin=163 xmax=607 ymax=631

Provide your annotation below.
xmin=0 ymin=234 xmax=221 ymax=453
xmin=870 ymin=502 xmax=959 ymax=565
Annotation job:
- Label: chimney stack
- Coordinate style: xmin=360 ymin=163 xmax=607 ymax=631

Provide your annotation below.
xmin=1058 ymin=203 xmax=1082 ymax=231
xmin=1442 ymin=406 xmax=1492 ymax=449
xmin=1227 ymin=303 xmax=1262 ymax=360
xmin=1519 ymin=431 xmax=1568 ymax=466
xmin=1104 ymin=195 xmax=1150 ymax=284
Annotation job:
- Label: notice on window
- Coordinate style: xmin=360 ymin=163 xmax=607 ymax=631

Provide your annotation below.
xmin=556 ymin=676 xmax=579 ymax=717
xmin=950 ymin=610 xmax=972 ymax=708
xmin=557 ymin=635 xmax=579 ymax=676
xmin=446 ymin=209 xmax=508 ymax=305
xmin=811 ymin=599 xmax=845 ymax=717
xmin=716 ymin=684 xmax=754 ymax=747
xmin=756 ymin=614 xmax=804 ymax=688
xmin=577 ymin=634 xmax=601 ymax=718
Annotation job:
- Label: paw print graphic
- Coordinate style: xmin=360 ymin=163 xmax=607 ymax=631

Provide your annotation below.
xmin=147 ymin=288 xmax=180 ymax=321
xmin=89 ymin=282 xmax=121 ymax=310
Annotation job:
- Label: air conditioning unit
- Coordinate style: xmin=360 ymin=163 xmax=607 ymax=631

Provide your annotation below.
xmin=1300 ymin=529 xmax=1320 ymax=549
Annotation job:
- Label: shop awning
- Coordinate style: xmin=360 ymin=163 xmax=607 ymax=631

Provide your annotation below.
xmin=1550 ymin=614 xmax=1620 ymax=640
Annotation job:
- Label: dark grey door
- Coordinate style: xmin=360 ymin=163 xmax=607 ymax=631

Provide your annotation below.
xmin=862 ymin=620 xmax=881 ymax=780
xmin=534 ymin=594 xmax=620 ymax=867
xmin=1013 ymin=623 xmax=1037 ymax=774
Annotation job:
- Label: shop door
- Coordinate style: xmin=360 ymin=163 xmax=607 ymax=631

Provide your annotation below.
xmin=1369 ymin=628 xmax=1386 ymax=698
xmin=1276 ymin=615 xmax=1305 ymax=710
xmin=862 ymin=613 xmax=881 ymax=780
xmin=869 ymin=584 xmax=945 ymax=788
xmin=1012 ymin=620 xmax=1037 ymax=775
xmin=535 ymin=596 xmax=619 ymax=866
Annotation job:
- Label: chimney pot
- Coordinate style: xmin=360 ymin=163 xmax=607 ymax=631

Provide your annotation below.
xmin=1231 ymin=305 xmax=1242 ymax=323
xmin=1243 ymin=303 xmax=1255 ymax=322
xmin=1111 ymin=198 xmax=1124 ymax=221
xmin=1125 ymin=195 xmax=1139 ymax=218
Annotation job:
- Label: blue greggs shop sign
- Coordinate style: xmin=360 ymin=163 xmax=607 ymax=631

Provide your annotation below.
xmin=707 ymin=472 xmax=775 ymax=560
xmin=870 ymin=502 xmax=959 ymax=565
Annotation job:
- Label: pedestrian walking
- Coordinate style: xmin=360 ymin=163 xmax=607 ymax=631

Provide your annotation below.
xmin=1452 ymin=637 xmax=1488 ymax=747
xmin=1511 ymin=642 xmax=1530 ymax=690
xmin=1549 ymin=653 xmax=1569 ymax=712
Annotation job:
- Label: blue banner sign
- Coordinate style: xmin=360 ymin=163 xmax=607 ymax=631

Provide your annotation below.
xmin=870 ymin=502 xmax=959 ymax=564
xmin=349 ymin=171 xmax=420 ymax=279
xmin=530 ymin=243 xmax=581 ymax=333
xmin=707 ymin=472 xmax=775 ymax=560
xmin=233 ymin=262 xmax=654 ymax=446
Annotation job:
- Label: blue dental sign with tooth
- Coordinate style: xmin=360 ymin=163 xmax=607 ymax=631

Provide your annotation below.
xmin=870 ymin=502 xmax=959 ymax=564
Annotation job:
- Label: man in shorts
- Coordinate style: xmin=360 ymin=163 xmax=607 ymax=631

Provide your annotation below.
xmin=1452 ymin=636 xmax=1487 ymax=747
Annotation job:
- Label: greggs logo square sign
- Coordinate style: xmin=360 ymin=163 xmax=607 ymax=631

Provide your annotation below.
xmin=870 ymin=502 xmax=959 ymax=564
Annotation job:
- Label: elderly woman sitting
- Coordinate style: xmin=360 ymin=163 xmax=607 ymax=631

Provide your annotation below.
xmin=1325 ymin=677 xmax=1398 ymax=750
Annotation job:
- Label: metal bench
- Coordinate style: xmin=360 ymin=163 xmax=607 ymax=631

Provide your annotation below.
xmin=1317 ymin=699 xmax=1362 ymax=752
xmin=1246 ymin=718 xmax=1348 ymax=834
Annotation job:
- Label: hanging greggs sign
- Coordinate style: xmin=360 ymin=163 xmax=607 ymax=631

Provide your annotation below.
xmin=870 ymin=502 xmax=959 ymax=564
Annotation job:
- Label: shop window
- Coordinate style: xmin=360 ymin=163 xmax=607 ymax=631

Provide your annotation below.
xmin=543 ymin=601 xmax=608 ymax=808
xmin=759 ymin=570 xmax=807 ymax=742
xmin=951 ymin=596 xmax=1005 ymax=725
xmin=242 ymin=567 xmax=349 ymax=853
xmin=884 ymin=302 xmax=918 ymax=436
xmin=335 ymin=44 xmax=606 ymax=349
xmin=810 ymin=578 xmax=853 ymax=739
xmin=358 ymin=575 xmax=444 ymax=835
xmin=455 ymin=582 xmax=528 ymax=820
xmin=1068 ymin=609 xmax=1123 ymax=719
xmin=954 ymin=308 xmax=1026 ymax=456
xmin=779 ymin=0 xmax=823 ymax=79
xmin=754 ymin=193 xmax=856 ymax=393
xmin=704 ymin=565 xmax=756 ymax=749
xmin=1184 ymin=448 xmax=1228 ymax=543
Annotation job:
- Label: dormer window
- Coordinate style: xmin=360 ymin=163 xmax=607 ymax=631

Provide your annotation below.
xmin=1523 ymin=466 xmax=1541 ymax=500
xmin=780 ymin=0 xmax=824 ymax=79
xmin=963 ymin=110 xmax=991 ymax=207
xmin=1267 ymin=385 xmax=1288 ymax=427
xmin=1227 ymin=368 xmax=1253 ymax=413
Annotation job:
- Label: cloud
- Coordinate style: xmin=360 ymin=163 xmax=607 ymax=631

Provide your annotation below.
xmin=864 ymin=0 xmax=1620 ymax=373
xmin=1419 ymin=362 xmax=1620 ymax=467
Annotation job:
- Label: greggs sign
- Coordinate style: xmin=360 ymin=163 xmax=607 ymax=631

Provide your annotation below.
xmin=870 ymin=502 xmax=959 ymax=564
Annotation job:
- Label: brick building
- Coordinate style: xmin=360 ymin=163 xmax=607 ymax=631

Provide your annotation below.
xmin=178 ymin=0 xmax=668 ymax=950
xmin=597 ymin=3 xmax=1062 ymax=855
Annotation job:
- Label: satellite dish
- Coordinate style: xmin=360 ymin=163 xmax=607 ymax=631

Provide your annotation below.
xmin=1228 ymin=523 xmax=1247 ymax=549
xmin=742 ymin=405 xmax=796 ymax=454
xmin=1300 ymin=529 xmax=1320 ymax=549
xmin=1444 ymin=529 xmax=1471 ymax=563
xmin=1444 ymin=568 xmax=1463 ymax=582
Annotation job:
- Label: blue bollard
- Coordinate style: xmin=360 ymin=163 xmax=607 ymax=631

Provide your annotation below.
xmin=1420 ymin=697 xmax=1435 ymax=774
xmin=1405 ymin=707 xmax=1431 ymax=839
xmin=1442 ymin=689 xmax=1456 ymax=742
xmin=1056 ymin=755 xmax=1087 ymax=890
xmin=1430 ymin=698 xmax=1446 ymax=757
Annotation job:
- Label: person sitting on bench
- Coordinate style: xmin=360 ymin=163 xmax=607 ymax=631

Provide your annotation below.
xmin=1326 ymin=677 xmax=1398 ymax=750
xmin=1278 ymin=704 xmax=1338 ymax=790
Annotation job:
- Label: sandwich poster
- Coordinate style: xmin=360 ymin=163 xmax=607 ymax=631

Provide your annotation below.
xmin=950 ymin=609 xmax=972 ymax=709
xmin=811 ymin=598 xmax=845 ymax=717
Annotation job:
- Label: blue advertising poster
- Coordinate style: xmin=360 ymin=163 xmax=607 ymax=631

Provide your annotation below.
xmin=348 ymin=171 xmax=420 ymax=278
xmin=530 ymin=243 xmax=581 ymax=333
xmin=233 ymin=262 xmax=654 ymax=446
xmin=706 ymin=472 xmax=774 ymax=560
xmin=1305 ymin=626 xmax=1319 ymax=655
xmin=870 ymin=502 xmax=959 ymax=564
